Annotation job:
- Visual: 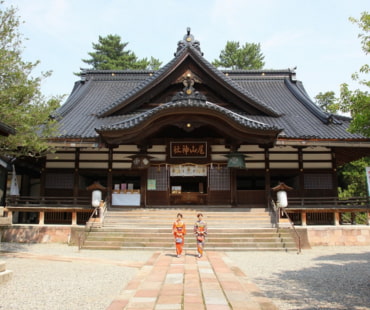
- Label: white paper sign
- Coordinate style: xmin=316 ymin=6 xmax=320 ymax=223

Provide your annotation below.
xmin=366 ymin=167 xmax=370 ymax=197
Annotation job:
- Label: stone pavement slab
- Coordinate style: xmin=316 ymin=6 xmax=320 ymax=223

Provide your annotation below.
xmin=107 ymin=251 xmax=278 ymax=310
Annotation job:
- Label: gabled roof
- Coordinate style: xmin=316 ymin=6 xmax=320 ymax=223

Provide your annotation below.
xmin=53 ymin=29 xmax=368 ymax=145
xmin=97 ymin=32 xmax=280 ymax=118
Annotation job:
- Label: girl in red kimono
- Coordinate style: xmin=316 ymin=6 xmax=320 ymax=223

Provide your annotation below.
xmin=172 ymin=213 xmax=186 ymax=257
xmin=194 ymin=213 xmax=207 ymax=258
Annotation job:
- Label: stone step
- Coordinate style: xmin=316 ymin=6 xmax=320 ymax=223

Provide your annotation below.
xmin=0 ymin=261 xmax=12 ymax=284
xmin=81 ymin=208 xmax=297 ymax=251
xmin=83 ymin=240 xmax=296 ymax=248
xmin=0 ymin=261 xmax=5 ymax=272
xmin=90 ymin=226 xmax=283 ymax=232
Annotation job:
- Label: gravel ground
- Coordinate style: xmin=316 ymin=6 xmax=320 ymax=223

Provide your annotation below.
xmin=1 ymin=243 xmax=369 ymax=310
xmin=0 ymin=243 xmax=153 ymax=310
xmin=226 ymin=246 xmax=370 ymax=310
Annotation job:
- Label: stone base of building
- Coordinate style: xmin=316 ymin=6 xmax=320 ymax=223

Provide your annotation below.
xmin=0 ymin=225 xmax=84 ymax=244
xmin=305 ymin=226 xmax=370 ymax=246
xmin=1 ymin=225 xmax=370 ymax=248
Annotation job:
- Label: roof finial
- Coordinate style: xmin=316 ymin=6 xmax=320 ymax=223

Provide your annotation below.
xmin=174 ymin=27 xmax=203 ymax=56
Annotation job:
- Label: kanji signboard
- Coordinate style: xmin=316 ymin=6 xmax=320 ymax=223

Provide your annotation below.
xmin=170 ymin=142 xmax=207 ymax=158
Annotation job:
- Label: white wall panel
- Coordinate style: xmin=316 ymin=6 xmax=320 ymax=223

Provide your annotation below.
xmin=303 ymin=162 xmax=332 ymax=169
xmin=270 ymin=162 xmax=299 ymax=169
xmin=46 ymin=162 xmax=74 ymax=168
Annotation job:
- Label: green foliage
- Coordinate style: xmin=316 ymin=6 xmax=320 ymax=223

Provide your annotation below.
xmin=81 ymin=34 xmax=162 ymax=71
xmin=315 ymin=12 xmax=370 ymax=137
xmin=340 ymin=212 xmax=368 ymax=225
xmin=212 ymin=41 xmax=265 ymax=70
xmin=349 ymin=12 xmax=370 ymax=55
xmin=0 ymin=1 xmax=62 ymax=158
xmin=338 ymin=83 xmax=370 ymax=136
xmin=338 ymin=157 xmax=370 ymax=197
xmin=314 ymin=91 xmax=339 ymax=113
xmin=336 ymin=12 xmax=370 ymax=136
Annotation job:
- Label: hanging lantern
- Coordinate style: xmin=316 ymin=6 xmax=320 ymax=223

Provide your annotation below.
xmin=272 ymin=182 xmax=293 ymax=208
xmin=91 ymin=190 xmax=102 ymax=208
xmin=225 ymin=152 xmax=246 ymax=169
xmin=130 ymin=154 xmax=151 ymax=169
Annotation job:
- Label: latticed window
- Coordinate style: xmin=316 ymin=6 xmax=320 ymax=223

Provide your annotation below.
xmin=45 ymin=173 xmax=74 ymax=189
xmin=147 ymin=167 xmax=168 ymax=191
xmin=304 ymin=174 xmax=332 ymax=189
xmin=209 ymin=167 xmax=230 ymax=190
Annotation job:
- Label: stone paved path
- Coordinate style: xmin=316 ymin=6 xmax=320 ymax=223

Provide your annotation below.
xmin=107 ymin=251 xmax=278 ymax=310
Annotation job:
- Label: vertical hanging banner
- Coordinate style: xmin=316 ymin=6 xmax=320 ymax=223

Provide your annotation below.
xmin=10 ymin=165 xmax=20 ymax=196
xmin=366 ymin=167 xmax=370 ymax=197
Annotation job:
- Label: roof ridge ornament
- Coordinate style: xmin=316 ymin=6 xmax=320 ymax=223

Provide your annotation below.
xmin=172 ymin=73 xmax=207 ymax=102
xmin=174 ymin=27 xmax=203 ymax=56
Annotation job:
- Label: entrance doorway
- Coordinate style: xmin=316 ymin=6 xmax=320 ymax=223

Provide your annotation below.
xmin=169 ymin=165 xmax=208 ymax=205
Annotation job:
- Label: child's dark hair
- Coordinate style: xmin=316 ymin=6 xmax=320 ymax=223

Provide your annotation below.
xmin=177 ymin=213 xmax=183 ymax=218
xmin=197 ymin=213 xmax=203 ymax=218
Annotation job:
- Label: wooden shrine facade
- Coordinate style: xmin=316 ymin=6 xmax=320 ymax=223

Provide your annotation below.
xmin=7 ymin=29 xmax=370 ymax=210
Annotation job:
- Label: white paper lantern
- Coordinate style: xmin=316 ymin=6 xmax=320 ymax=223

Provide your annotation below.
xmin=92 ymin=190 xmax=102 ymax=207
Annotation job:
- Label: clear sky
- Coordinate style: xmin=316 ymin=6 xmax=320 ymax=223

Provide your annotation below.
xmin=7 ymin=0 xmax=369 ymax=103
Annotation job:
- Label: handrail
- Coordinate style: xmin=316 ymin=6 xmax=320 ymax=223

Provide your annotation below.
xmin=268 ymin=197 xmax=279 ymax=227
xmin=271 ymin=199 xmax=301 ymax=254
xmin=78 ymin=200 xmax=108 ymax=251
xmin=288 ymin=196 xmax=370 ymax=207
xmin=7 ymin=196 xmax=91 ymax=206
xmin=78 ymin=207 xmax=98 ymax=251
xmin=280 ymin=206 xmax=301 ymax=254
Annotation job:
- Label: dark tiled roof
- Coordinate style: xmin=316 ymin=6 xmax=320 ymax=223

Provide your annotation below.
xmin=97 ymin=100 xmax=280 ymax=132
xmin=97 ymin=45 xmax=281 ymax=118
xmin=54 ymin=41 xmax=365 ymax=142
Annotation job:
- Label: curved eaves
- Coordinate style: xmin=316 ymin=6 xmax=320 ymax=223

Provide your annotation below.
xmin=97 ymin=100 xmax=281 ymax=133
xmin=55 ymin=79 xmax=93 ymax=118
xmin=284 ymin=78 xmax=341 ymax=124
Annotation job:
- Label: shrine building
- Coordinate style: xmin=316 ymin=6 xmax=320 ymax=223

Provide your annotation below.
xmin=30 ymin=30 xmax=370 ymax=209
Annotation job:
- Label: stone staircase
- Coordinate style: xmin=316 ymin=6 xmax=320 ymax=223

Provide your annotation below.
xmin=81 ymin=207 xmax=298 ymax=251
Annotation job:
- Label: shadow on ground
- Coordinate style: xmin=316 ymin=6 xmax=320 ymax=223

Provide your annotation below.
xmin=255 ymin=252 xmax=370 ymax=310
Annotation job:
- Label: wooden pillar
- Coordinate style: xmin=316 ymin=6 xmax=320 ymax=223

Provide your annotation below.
xmin=107 ymin=148 xmax=113 ymax=206
xmin=331 ymin=149 xmax=338 ymax=196
xmin=301 ymin=211 xmax=307 ymax=226
xmin=73 ymin=148 xmax=80 ymax=200
xmin=40 ymin=164 xmax=46 ymax=197
xmin=140 ymin=169 xmax=147 ymax=207
xmin=264 ymin=147 xmax=271 ymax=205
xmin=39 ymin=211 xmax=45 ymax=225
xmin=298 ymin=147 xmax=304 ymax=198
xmin=334 ymin=211 xmax=340 ymax=226
xmin=7 ymin=210 xmax=13 ymax=223
xmin=71 ymin=211 xmax=77 ymax=225
xmin=230 ymin=168 xmax=237 ymax=206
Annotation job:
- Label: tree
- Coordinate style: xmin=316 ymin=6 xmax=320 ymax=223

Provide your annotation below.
xmin=212 ymin=41 xmax=265 ymax=70
xmin=81 ymin=34 xmax=162 ymax=71
xmin=338 ymin=12 xmax=370 ymax=136
xmin=338 ymin=157 xmax=370 ymax=197
xmin=323 ymin=12 xmax=370 ymax=207
xmin=0 ymin=2 xmax=61 ymax=158
xmin=314 ymin=91 xmax=339 ymax=113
